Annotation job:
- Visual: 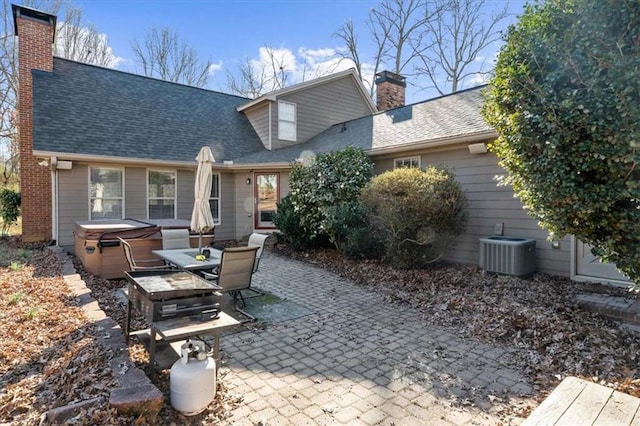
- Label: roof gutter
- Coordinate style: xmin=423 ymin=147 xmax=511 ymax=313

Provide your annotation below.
xmin=35 ymin=129 xmax=497 ymax=171
xmin=365 ymin=130 xmax=497 ymax=156
xmin=33 ymin=151 xmax=197 ymax=167
xmin=33 ymin=150 xmax=294 ymax=170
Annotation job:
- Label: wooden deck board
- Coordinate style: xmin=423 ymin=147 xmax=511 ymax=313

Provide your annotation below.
xmin=559 ymin=380 xmax=612 ymax=424
xmin=525 ymin=377 xmax=640 ymax=426
xmin=524 ymin=377 xmax=587 ymax=425
xmin=597 ymin=391 xmax=640 ymax=426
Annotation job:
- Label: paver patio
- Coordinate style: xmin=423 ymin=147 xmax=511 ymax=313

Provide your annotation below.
xmin=217 ymin=253 xmax=537 ymax=425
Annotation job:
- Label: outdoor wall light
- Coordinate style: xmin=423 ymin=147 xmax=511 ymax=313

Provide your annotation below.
xmin=246 ymin=177 xmax=251 ymax=185
xmin=468 ymin=143 xmax=487 ymax=155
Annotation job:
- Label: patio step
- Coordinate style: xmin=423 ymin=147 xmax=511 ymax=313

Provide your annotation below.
xmin=576 ymin=293 xmax=640 ymax=328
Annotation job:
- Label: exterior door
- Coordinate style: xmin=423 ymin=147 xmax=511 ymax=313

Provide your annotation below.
xmin=255 ymin=173 xmax=279 ymax=229
xmin=575 ymin=240 xmax=629 ymax=283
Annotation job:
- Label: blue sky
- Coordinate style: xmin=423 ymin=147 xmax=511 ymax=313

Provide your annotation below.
xmin=72 ymin=0 xmax=528 ymax=103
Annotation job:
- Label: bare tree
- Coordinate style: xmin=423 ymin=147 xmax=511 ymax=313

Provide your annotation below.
xmin=0 ymin=0 xmax=115 ymax=186
xmin=0 ymin=1 xmax=21 ymax=186
xmin=372 ymin=0 xmax=438 ymax=75
xmin=333 ymin=20 xmax=363 ymax=78
xmin=0 ymin=0 xmax=64 ymax=186
xmin=131 ymin=27 xmax=212 ymax=88
xmin=225 ymin=46 xmax=291 ymax=98
xmin=415 ymin=0 xmax=507 ymax=94
xmin=55 ymin=5 xmax=116 ymax=67
xmin=334 ymin=0 xmax=439 ymax=97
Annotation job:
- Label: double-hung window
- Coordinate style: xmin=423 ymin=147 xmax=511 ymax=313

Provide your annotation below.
xmin=90 ymin=167 xmax=123 ymax=220
xmin=209 ymin=173 xmax=221 ymax=224
xmin=148 ymin=170 xmax=176 ymax=219
xmin=278 ymin=100 xmax=296 ymax=141
xmin=394 ymin=156 xmax=421 ymax=169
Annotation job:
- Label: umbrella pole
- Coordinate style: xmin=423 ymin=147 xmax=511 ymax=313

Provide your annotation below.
xmin=199 ymin=232 xmax=203 ymax=253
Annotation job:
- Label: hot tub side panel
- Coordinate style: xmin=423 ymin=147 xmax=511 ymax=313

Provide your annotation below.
xmin=74 ymin=221 xmax=162 ymax=279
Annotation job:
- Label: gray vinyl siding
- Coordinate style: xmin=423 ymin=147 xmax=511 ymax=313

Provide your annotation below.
xmin=176 ymin=169 xmax=194 ymax=220
xmin=233 ymin=172 xmax=253 ymax=239
xmin=124 ymin=167 xmax=146 ymax=219
xmin=213 ymin=172 xmax=236 ymax=241
xmin=371 ymin=146 xmax=571 ymax=277
xmin=243 ymin=104 xmax=271 ymax=149
xmin=57 ymin=164 xmax=90 ymax=248
xmin=272 ymin=76 xmax=373 ymax=150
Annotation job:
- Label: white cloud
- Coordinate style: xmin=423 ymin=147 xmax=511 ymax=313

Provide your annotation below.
xmin=55 ymin=23 xmax=123 ymax=68
xmin=253 ymin=46 xmax=297 ymax=74
xmin=235 ymin=44 xmax=377 ymax=96
xmin=208 ymin=61 xmax=223 ymax=76
xmin=466 ymin=72 xmax=491 ymax=86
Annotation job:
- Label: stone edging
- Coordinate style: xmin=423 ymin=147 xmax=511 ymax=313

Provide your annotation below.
xmin=46 ymin=247 xmax=163 ymax=422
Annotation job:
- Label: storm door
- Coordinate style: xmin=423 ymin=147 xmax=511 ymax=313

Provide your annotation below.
xmin=255 ymin=173 xmax=279 ymax=229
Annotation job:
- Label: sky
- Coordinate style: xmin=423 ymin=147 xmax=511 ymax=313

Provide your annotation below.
xmin=70 ymin=0 xmax=529 ymax=104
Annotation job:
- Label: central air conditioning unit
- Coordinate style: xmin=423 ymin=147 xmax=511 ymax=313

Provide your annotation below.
xmin=479 ymin=236 xmax=536 ymax=277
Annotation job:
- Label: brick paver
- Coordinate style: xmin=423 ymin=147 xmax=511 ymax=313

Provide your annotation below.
xmin=219 ymin=253 xmax=536 ymax=425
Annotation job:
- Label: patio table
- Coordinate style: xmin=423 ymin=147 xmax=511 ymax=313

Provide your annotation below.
xmin=152 ymin=247 xmax=222 ymax=272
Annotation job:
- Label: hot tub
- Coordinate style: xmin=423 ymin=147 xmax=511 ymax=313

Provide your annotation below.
xmin=74 ymin=218 xmax=214 ymax=279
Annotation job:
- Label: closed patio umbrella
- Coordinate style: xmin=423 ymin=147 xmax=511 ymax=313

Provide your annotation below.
xmin=191 ymin=146 xmax=215 ymax=252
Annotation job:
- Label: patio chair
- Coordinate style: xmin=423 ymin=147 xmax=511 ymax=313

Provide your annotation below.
xmin=161 ymin=228 xmax=190 ymax=250
xmin=247 ymin=232 xmax=269 ymax=273
xmin=201 ymin=246 xmax=260 ymax=320
xmin=118 ymin=237 xmax=173 ymax=272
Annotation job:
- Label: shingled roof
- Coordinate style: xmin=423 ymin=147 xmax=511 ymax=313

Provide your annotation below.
xmin=234 ymin=85 xmax=494 ymax=165
xmin=32 ymin=58 xmax=266 ymax=163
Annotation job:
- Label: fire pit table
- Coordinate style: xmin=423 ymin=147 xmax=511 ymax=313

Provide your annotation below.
xmin=124 ymin=270 xmax=242 ymax=377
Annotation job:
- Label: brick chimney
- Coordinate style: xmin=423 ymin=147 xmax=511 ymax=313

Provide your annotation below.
xmin=375 ymin=71 xmax=406 ymax=111
xmin=12 ymin=5 xmax=56 ymax=242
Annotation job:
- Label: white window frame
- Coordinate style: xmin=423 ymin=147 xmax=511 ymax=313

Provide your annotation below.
xmin=394 ymin=156 xmax=421 ymax=169
xmin=89 ymin=166 xmax=124 ymax=220
xmin=278 ymin=100 xmax=297 ymax=141
xmin=209 ymin=172 xmax=221 ymax=225
xmin=147 ymin=169 xmax=177 ymax=220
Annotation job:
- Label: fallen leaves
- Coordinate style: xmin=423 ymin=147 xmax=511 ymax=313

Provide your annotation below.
xmin=0 ymin=238 xmax=241 ymax=425
xmin=0 ymin=240 xmax=121 ymax=425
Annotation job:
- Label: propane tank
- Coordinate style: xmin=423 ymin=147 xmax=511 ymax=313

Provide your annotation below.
xmin=170 ymin=340 xmax=216 ymax=416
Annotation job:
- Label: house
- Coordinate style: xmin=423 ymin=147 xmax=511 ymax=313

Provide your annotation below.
xmin=13 ymin=5 xmax=629 ymax=285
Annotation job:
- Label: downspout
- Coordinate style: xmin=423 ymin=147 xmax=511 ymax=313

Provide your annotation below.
xmin=50 ymin=156 xmax=58 ymax=245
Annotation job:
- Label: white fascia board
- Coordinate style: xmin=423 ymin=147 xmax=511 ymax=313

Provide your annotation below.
xmin=34 ymin=150 xmax=293 ymax=170
xmin=366 ymin=130 xmax=497 ymax=156
xmin=34 ymin=151 xmax=196 ymax=168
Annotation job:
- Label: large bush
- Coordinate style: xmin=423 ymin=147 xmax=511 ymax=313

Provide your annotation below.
xmin=272 ymin=195 xmax=318 ymax=250
xmin=277 ymin=147 xmax=373 ymax=249
xmin=482 ymin=0 xmax=640 ymax=282
xmin=360 ymin=166 xmax=467 ymax=268
xmin=325 ymin=200 xmax=386 ymax=260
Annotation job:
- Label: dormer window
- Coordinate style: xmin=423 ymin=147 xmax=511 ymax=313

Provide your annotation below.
xmin=278 ymin=100 xmax=296 ymax=141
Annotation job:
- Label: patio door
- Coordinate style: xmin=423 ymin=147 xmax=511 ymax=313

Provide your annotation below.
xmin=254 ymin=173 xmax=279 ymax=229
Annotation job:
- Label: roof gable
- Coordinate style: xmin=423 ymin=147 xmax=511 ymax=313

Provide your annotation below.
xmin=236 ymin=68 xmax=376 ymax=114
